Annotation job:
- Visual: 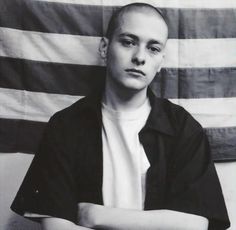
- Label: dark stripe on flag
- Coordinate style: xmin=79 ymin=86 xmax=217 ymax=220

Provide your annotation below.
xmin=152 ymin=68 xmax=236 ymax=98
xmin=0 ymin=118 xmax=46 ymax=154
xmin=0 ymin=57 xmax=105 ymax=96
xmin=206 ymin=127 xmax=236 ymax=162
xmin=1 ymin=118 xmax=236 ymax=161
xmin=1 ymin=57 xmax=236 ymax=98
xmin=0 ymin=0 xmax=236 ymax=38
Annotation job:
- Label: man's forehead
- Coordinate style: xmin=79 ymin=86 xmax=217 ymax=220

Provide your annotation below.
xmin=114 ymin=10 xmax=168 ymax=43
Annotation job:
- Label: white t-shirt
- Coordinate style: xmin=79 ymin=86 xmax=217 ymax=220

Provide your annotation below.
xmin=25 ymin=99 xmax=151 ymax=218
xmin=102 ymin=99 xmax=151 ymax=210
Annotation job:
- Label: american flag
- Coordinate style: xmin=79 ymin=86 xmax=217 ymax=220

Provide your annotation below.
xmin=0 ymin=0 xmax=236 ymax=229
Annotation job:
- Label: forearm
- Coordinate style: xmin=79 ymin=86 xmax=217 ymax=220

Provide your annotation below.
xmin=78 ymin=204 xmax=208 ymax=230
xmin=41 ymin=217 xmax=93 ymax=230
xmin=96 ymin=208 xmax=208 ymax=230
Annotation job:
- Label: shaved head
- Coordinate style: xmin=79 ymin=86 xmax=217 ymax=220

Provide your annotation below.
xmin=106 ymin=3 xmax=168 ymax=40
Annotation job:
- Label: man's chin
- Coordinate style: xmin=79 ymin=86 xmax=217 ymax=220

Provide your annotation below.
xmin=108 ymin=77 xmax=148 ymax=93
xmin=119 ymin=81 xmax=147 ymax=92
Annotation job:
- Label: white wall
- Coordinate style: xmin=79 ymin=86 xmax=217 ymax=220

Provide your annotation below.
xmin=0 ymin=153 xmax=41 ymax=230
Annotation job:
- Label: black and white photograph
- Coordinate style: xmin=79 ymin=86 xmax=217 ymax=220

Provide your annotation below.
xmin=0 ymin=0 xmax=235 ymax=229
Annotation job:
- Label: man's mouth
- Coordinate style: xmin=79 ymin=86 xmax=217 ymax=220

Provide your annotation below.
xmin=125 ymin=69 xmax=145 ymax=76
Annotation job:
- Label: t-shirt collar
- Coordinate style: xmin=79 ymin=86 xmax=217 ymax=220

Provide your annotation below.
xmin=82 ymin=87 xmax=175 ymax=136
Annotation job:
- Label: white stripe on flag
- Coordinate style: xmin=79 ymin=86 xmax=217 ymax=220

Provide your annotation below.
xmin=0 ymin=88 xmax=82 ymax=122
xmin=164 ymin=38 xmax=236 ymax=68
xmin=0 ymin=27 xmax=102 ymax=66
xmin=169 ymin=98 xmax=236 ymax=128
xmin=1 ymin=88 xmax=236 ymax=128
xmin=1 ymin=27 xmax=236 ymax=68
xmin=36 ymin=0 xmax=236 ymax=9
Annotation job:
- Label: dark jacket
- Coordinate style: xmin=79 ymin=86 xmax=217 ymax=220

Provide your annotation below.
xmin=11 ymin=89 xmax=230 ymax=229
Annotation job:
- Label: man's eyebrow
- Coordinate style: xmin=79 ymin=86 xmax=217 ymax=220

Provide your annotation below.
xmin=119 ymin=33 xmax=164 ymax=46
xmin=118 ymin=33 xmax=138 ymax=40
xmin=148 ymin=39 xmax=164 ymax=47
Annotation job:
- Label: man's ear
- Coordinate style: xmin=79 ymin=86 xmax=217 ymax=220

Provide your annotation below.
xmin=99 ymin=37 xmax=109 ymax=60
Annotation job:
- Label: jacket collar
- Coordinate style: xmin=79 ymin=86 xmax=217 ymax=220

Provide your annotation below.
xmin=144 ymin=88 xmax=174 ymax=136
xmin=81 ymin=87 xmax=175 ymax=136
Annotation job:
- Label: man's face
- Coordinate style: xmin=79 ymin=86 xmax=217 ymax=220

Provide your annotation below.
xmin=102 ymin=10 xmax=168 ymax=92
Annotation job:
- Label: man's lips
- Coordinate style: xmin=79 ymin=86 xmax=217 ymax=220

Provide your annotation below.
xmin=125 ymin=68 xmax=145 ymax=76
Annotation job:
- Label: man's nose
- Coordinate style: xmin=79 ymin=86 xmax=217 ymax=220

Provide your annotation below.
xmin=131 ymin=47 xmax=146 ymax=65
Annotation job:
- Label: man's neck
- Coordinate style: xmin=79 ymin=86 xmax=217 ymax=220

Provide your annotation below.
xmin=102 ymin=80 xmax=148 ymax=112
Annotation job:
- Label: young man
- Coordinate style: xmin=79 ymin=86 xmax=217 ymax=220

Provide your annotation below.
xmin=11 ymin=3 xmax=230 ymax=230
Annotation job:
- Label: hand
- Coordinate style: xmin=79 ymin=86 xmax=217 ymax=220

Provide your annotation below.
xmin=78 ymin=202 xmax=101 ymax=228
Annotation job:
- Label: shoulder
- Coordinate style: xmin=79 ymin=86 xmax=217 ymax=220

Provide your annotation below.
xmin=159 ymin=98 xmax=204 ymax=136
xmin=36 ymin=94 xmax=101 ymax=158
xmin=40 ymin=94 xmax=100 ymax=147
xmin=49 ymin=94 xmax=100 ymax=126
xmin=160 ymin=99 xmax=210 ymax=171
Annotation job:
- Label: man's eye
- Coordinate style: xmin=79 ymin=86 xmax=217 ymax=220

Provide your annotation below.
xmin=121 ymin=39 xmax=135 ymax=47
xmin=149 ymin=46 xmax=161 ymax=53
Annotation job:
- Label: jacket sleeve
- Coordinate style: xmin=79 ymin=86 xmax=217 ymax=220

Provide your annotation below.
xmin=11 ymin=113 xmax=78 ymax=224
xmin=166 ymin=113 xmax=230 ymax=230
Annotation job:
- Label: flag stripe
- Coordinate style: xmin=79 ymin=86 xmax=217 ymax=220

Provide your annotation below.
xmin=1 ymin=1 xmax=236 ymax=38
xmin=36 ymin=0 xmax=236 ymax=9
xmin=205 ymin=127 xmax=236 ymax=161
xmin=0 ymin=118 xmax=46 ymax=154
xmin=1 ymin=28 xmax=236 ymax=68
xmin=1 ymin=87 xmax=236 ymax=128
xmin=169 ymin=98 xmax=236 ymax=128
xmin=154 ymin=68 xmax=236 ymax=99
xmin=0 ymin=88 xmax=82 ymax=122
xmin=1 ymin=118 xmax=235 ymax=161
xmin=1 ymin=57 xmax=236 ymax=98
xmin=0 ymin=27 xmax=102 ymax=66
xmin=0 ymin=57 xmax=106 ymax=96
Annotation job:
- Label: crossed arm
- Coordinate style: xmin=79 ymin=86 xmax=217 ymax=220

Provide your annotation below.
xmin=41 ymin=203 xmax=209 ymax=230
